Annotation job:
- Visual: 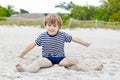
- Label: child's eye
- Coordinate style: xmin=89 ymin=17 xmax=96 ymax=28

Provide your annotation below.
xmin=48 ymin=24 xmax=51 ymax=26
xmin=53 ymin=24 xmax=57 ymax=27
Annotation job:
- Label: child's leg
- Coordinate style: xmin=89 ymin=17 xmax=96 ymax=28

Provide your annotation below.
xmin=74 ymin=64 xmax=103 ymax=71
xmin=59 ymin=58 xmax=103 ymax=71
xmin=59 ymin=57 xmax=91 ymax=71
xmin=59 ymin=57 xmax=78 ymax=67
xmin=16 ymin=57 xmax=52 ymax=73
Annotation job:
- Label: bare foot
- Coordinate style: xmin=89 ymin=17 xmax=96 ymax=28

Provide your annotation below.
xmin=95 ymin=64 xmax=103 ymax=71
xmin=16 ymin=64 xmax=25 ymax=72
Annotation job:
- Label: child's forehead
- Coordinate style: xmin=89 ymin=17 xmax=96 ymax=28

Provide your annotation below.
xmin=47 ymin=21 xmax=58 ymax=24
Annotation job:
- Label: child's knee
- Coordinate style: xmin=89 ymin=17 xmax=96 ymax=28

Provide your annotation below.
xmin=67 ymin=58 xmax=79 ymax=64
xmin=37 ymin=58 xmax=53 ymax=67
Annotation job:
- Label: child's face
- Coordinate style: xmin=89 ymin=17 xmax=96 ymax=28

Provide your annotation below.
xmin=45 ymin=23 xmax=59 ymax=36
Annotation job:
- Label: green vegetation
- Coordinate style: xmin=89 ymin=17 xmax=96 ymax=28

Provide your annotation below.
xmin=55 ymin=0 xmax=120 ymax=22
xmin=0 ymin=5 xmax=29 ymax=17
xmin=0 ymin=6 xmax=12 ymax=17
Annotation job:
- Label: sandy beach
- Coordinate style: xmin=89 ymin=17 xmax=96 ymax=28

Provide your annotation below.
xmin=0 ymin=26 xmax=120 ymax=80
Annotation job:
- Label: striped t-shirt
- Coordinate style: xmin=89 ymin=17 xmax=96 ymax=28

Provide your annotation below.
xmin=35 ymin=31 xmax=72 ymax=57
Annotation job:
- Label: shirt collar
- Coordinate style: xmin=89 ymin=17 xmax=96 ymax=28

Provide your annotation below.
xmin=47 ymin=31 xmax=59 ymax=37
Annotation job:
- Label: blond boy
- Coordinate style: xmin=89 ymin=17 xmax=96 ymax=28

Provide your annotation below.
xmin=16 ymin=14 xmax=103 ymax=72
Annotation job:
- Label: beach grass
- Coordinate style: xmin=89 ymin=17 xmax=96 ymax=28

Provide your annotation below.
xmin=68 ymin=19 xmax=120 ymax=30
xmin=0 ymin=19 xmax=120 ymax=30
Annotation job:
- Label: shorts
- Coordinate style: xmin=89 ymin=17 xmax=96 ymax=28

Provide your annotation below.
xmin=46 ymin=57 xmax=65 ymax=64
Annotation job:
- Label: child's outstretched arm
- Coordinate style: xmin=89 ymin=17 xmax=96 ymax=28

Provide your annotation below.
xmin=72 ymin=36 xmax=91 ymax=47
xmin=19 ymin=42 xmax=36 ymax=58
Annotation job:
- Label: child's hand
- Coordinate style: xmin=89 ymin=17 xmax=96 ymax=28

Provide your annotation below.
xmin=85 ymin=42 xmax=92 ymax=47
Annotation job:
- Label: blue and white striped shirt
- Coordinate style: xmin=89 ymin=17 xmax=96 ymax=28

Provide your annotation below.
xmin=35 ymin=31 xmax=72 ymax=57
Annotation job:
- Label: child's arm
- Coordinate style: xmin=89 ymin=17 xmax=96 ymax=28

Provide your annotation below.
xmin=19 ymin=42 xmax=36 ymax=58
xmin=72 ymin=37 xmax=91 ymax=47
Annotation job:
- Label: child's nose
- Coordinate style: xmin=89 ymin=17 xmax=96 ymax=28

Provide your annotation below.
xmin=50 ymin=26 xmax=54 ymax=29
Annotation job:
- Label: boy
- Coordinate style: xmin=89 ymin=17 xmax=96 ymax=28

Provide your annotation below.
xmin=16 ymin=14 xmax=103 ymax=72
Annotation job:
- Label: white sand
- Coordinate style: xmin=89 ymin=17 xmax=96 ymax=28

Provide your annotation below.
xmin=0 ymin=26 xmax=120 ymax=80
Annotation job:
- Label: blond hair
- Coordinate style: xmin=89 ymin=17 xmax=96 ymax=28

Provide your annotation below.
xmin=44 ymin=14 xmax=62 ymax=29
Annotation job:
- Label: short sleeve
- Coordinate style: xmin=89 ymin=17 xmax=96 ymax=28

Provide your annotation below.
xmin=35 ymin=35 xmax=41 ymax=46
xmin=64 ymin=32 xmax=72 ymax=42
